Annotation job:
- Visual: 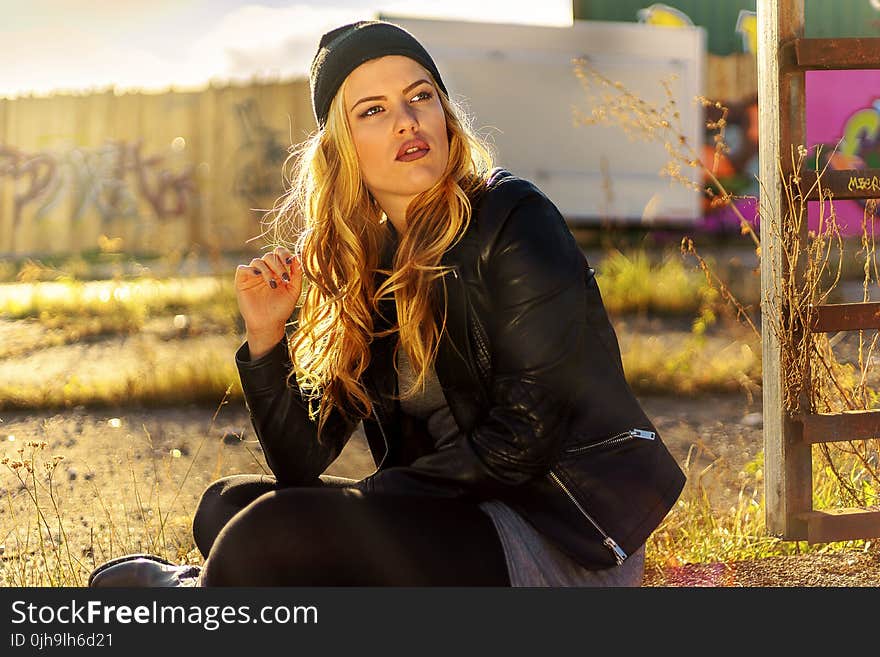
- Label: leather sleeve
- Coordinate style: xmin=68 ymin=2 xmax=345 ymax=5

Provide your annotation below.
xmin=235 ymin=339 xmax=359 ymax=486
xmin=357 ymin=191 xmax=586 ymax=498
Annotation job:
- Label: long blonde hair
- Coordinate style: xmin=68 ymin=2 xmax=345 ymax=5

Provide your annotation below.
xmin=266 ymin=69 xmax=494 ymax=440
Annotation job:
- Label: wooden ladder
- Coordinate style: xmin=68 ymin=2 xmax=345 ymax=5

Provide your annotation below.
xmin=759 ymin=0 xmax=880 ymax=543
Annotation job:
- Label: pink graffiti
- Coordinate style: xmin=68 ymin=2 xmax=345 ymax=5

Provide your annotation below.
xmin=123 ymin=140 xmax=197 ymax=218
xmin=0 ymin=140 xmax=196 ymax=251
xmin=0 ymin=146 xmax=57 ymax=251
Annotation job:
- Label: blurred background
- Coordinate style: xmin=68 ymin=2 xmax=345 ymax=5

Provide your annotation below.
xmin=2 ymin=0 xmax=879 ymax=261
xmin=2 ymin=1 xmax=880 ymax=585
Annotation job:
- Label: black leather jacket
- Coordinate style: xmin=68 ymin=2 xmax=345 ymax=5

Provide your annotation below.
xmin=235 ymin=168 xmax=686 ymax=570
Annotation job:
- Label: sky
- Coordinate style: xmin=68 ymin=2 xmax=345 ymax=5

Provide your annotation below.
xmin=0 ymin=0 xmax=573 ymax=98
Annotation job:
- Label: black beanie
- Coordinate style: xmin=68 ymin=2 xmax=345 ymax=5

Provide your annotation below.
xmin=309 ymin=20 xmax=449 ymax=128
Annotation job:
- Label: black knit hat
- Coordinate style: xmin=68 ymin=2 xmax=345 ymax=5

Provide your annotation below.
xmin=309 ymin=20 xmax=448 ymax=128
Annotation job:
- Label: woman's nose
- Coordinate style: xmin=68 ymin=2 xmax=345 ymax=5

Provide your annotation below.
xmin=394 ymin=104 xmax=419 ymax=133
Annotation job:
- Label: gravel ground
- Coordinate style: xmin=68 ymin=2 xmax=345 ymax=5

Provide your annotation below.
xmin=2 ymin=397 xmax=878 ymax=587
xmin=643 ymin=549 xmax=880 ymax=587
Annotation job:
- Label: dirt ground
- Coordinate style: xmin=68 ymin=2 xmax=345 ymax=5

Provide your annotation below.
xmin=1 ymin=306 xmax=879 ymax=587
xmin=2 ymin=390 xmax=878 ymax=587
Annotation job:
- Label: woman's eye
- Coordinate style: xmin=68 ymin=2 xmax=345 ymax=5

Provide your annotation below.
xmin=361 ymin=105 xmax=383 ymax=118
xmin=359 ymin=91 xmax=432 ymax=118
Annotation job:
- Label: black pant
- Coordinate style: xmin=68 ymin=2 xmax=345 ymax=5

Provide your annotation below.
xmin=192 ymin=474 xmax=511 ymax=586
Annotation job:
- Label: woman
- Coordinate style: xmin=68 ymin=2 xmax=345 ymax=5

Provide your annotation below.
xmin=88 ymin=19 xmax=685 ymax=587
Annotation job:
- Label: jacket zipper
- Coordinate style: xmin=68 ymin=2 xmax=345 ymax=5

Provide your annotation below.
xmin=371 ymin=405 xmax=390 ymax=471
xmin=452 ymin=260 xmax=627 ymax=565
xmin=548 ymin=470 xmax=628 ymax=565
xmin=564 ymin=428 xmax=656 ymax=454
xmin=366 ymin=370 xmax=391 ymax=471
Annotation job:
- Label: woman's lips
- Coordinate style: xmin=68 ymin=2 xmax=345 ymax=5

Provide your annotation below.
xmin=396 ymin=138 xmax=430 ymax=161
xmin=396 ymin=147 xmax=429 ymax=162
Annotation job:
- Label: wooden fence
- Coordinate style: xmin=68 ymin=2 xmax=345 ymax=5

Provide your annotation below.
xmin=0 ymin=53 xmax=757 ymax=257
xmin=0 ymin=78 xmax=316 ymax=256
xmin=707 ymin=52 xmax=758 ymax=103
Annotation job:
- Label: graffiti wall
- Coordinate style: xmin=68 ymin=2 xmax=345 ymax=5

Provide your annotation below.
xmin=696 ymin=92 xmax=760 ymax=236
xmin=631 ymin=5 xmax=762 ymax=236
xmin=696 ymin=73 xmax=880 ymax=239
xmin=648 ymin=4 xmax=880 ymax=239
xmin=807 ymin=69 xmax=880 ymax=234
xmin=0 ymin=80 xmax=316 ymax=256
xmin=0 ymin=140 xmax=196 ymax=253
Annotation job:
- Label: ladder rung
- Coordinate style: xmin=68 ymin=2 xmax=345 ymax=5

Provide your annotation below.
xmin=795 ymin=508 xmax=880 ymax=543
xmin=793 ymin=37 xmax=880 ymax=70
xmin=796 ymin=409 xmax=880 ymax=444
xmin=809 ymin=302 xmax=880 ymax=333
xmin=801 ymin=169 xmax=880 ymax=201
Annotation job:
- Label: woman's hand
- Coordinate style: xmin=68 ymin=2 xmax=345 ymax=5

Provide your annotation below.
xmin=234 ymin=246 xmax=303 ymax=359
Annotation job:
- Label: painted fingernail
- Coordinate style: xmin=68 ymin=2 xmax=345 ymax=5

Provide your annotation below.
xmin=253 ymin=267 xmax=261 ymax=275
xmin=281 ymin=273 xmax=290 ymax=283
xmin=269 ymin=279 xmax=277 ymax=289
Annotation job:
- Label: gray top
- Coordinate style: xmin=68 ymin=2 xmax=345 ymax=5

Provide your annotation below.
xmin=396 ymin=347 xmax=645 ymax=587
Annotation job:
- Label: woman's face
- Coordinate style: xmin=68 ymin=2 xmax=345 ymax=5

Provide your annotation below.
xmin=343 ymin=55 xmax=449 ymax=219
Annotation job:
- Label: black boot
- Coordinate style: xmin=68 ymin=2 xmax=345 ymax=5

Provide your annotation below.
xmin=88 ymin=554 xmax=202 ymax=587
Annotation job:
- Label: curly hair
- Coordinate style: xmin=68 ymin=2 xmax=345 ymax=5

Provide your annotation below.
xmin=264 ymin=67 xmax=494 ymax=440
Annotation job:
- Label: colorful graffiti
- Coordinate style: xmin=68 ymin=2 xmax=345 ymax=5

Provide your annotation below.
xmin=636 ymin=4 xmax=694 ymax=27
xmin=807 ymin=69 xmax=880 ymax=233
xmin=0 ymin=140 xmax=196 ymax=251
xmin=697 ymin=94 xmax=760 ymax=235
xmin=846 ymin=172 xmax=880 ymax=194
xmin=698 ymin=87 xmax=880 ymax=237
xmin=811 ymin=99 xmax=880 ymax=185
xmin=696 ymin=70 xmax=880 ymax=237
xmin=735 ymin=10 xmax=757 ymax=55
xmin=0 ymin=147 xmax=56 ymax=250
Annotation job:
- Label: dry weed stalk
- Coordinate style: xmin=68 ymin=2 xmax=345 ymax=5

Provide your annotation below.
xmin=770 ymin=150 xmax=880 ymax=509
xmin=0 ymin=388 xmax=255 ymax=585
xmin=572 ymin=58 xmax=759 ymax=248
xmin=1 ymin=441 xmax=82 ymax=585
xmin=572 ymin=59 xmax=879 ymax=515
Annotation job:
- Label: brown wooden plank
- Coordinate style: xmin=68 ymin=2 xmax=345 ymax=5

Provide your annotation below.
xmin=794 ymin=37 xmax=880 ymax=70
xmin=759 ymin=0 xmax=812 ymax=541
xmin=809 ymin=302 xmax=880 ymax=332
xmin=796 ymin=508 xmax=880 ymax=543
xmin=796 ymin=409 xmax=880 ymax=444
xmin=802 ymin=169 xmax=880 ymax=201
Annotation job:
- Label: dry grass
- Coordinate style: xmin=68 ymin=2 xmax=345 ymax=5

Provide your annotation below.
xmin=0 ymin=247 xmax=759 ymax=413
xmin=596 ymin=248 xmax=709 ymax=315
xmin=0 ymin=394 xmax=257 ymax=587
xmin=573 ymin=57 xmax=879 ymax=568
xmin=0 ymin=344 xmax=242 ymax=411
xmin=0 ymin=275 xmax=236 ymax=322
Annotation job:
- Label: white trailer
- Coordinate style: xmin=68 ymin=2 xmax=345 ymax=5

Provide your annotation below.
xmin=387 ymin=15 xmax=705 ymax=226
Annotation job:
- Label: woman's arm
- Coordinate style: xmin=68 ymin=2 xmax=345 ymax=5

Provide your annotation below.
xmin=233 ymin=246 xmax=359 ymax=485
xmin=236 ymin=338 xmax=360 ymax=486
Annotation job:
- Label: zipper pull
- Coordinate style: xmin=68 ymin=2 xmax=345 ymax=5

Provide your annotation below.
xmin=630 ymin=429 xmax=656 ymax=440
xmin=604 ymin=537 xmax=628 ymax=565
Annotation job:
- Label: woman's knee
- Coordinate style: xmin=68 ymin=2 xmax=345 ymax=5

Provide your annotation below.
xmin=193 ymin=475 xmax=253 ymax=524
xmin=199 ymin=490 xmax=294 ymax=586
xmin=200 ymin=487 xmax=363 ymax=585
xmin=191 ymin=474 xmax=276 ymax=557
